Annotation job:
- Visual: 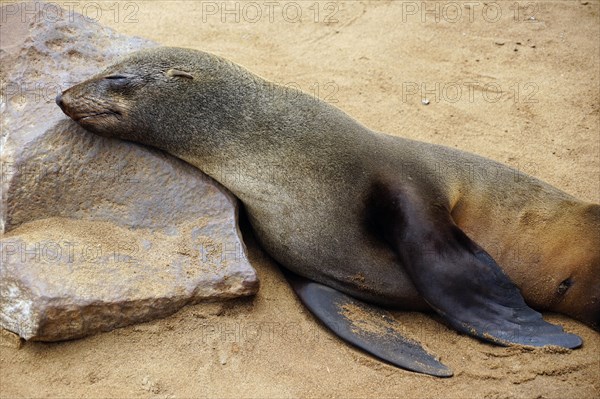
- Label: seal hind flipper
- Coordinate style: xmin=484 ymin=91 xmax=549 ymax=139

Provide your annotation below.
xmin=368 ymin=182 xmax=583 ymax=349
xmin=282 ymin=269 xmax=453 ymax=377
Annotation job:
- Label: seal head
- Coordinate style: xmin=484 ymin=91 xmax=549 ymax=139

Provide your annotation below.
xmin=57 ymin=47 xmax=264 ymax=160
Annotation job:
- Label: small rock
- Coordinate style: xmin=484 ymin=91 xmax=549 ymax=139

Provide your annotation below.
xmin=219 ymin=351 xmax=228 ymax=365
xmin=0 ymin=329 xmax=23 ymax=349
xmin=141 ymin=376 xmax=161 ymax=394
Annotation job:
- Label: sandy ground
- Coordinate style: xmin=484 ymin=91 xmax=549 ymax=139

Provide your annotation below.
xmin=1 ymin=1 xmax=600 ymax=398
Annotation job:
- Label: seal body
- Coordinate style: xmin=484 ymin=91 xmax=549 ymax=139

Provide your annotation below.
xmin=56 ymin=47 xmax=599 ymax=342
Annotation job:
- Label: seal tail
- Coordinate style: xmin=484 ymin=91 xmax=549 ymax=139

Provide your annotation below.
xmin=282 ymin=269 xmax=453 ymax=377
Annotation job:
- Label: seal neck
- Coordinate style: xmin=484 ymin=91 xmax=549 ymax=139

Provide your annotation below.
xmin=166 ymin=75 xmax=366 ymax=194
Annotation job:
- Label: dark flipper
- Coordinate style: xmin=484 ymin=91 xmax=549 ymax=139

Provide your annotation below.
xmin=283 ymin=269 xmax=453 ymax=377
xmin=367 ymin=182 xmax=582 ymax=349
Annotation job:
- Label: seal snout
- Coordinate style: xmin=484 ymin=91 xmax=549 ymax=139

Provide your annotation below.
xmin=55 ymin=89 xmax=113 ymax=122
xmin=55 ymin=92 xmax=66 ymax=111
xmin=56 ymin=90 xmax=74 ymax=118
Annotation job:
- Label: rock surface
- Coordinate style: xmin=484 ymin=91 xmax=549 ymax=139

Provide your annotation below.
xmin=0 ymin=2 xmax=258 ymax=341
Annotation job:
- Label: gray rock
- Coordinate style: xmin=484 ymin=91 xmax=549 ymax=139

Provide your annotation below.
xmin=0 ymin=2 xmax=259 ymax=341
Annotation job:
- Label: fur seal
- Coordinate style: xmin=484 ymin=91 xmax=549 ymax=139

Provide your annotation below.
xmin=56 ymin=47 xmax=599 ymax=377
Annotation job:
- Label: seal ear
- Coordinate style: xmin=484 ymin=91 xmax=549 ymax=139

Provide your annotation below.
xmin=166 ymin=69 xmax=194 ymax=80
xmin=368 ymin=181 xmax=582 ymax=349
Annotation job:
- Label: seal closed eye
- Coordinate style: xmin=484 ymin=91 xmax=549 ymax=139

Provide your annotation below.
xmin=57 ymin=46 xmax=599 ymax=377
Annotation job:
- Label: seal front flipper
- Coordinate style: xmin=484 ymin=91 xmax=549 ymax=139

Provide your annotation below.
xmin=282 ymin=269 xmax=453 ymax=377
xmin=369 ymin=182 xmax=582 ymax=349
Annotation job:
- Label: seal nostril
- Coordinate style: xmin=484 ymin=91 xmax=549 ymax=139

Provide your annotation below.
xmin=55 ymin=93 xmax=64 ymax=109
